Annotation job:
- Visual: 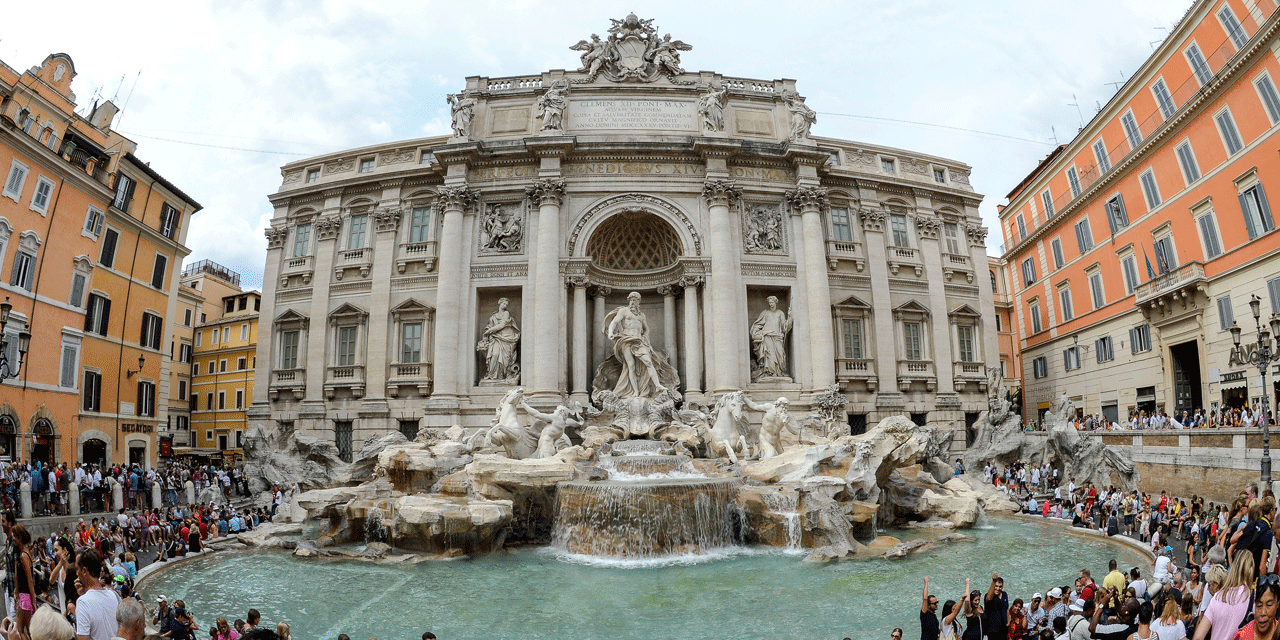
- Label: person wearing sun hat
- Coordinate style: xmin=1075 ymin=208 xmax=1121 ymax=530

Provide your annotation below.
xmin=151 ymin=595 xmax=174 ymax=635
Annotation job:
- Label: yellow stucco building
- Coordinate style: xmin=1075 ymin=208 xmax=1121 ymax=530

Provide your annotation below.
xmin=184 ymin=260 xmax=258 ymax=462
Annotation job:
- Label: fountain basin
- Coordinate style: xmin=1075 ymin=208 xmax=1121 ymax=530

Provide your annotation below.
xmin=600 ymin=454 xmax=696 ymax=477
xmin=553 ymin=477 xmax=740 ymax=557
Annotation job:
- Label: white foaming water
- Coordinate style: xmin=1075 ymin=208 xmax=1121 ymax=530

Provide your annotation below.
xmin=605 ymin=469 xmax=708 ymax=482
xmin=760 ymin=490 xmax=802 ymax=551
xmin=976 ymin=504 xmax=996 ymax=530
xmin=541 ymin=544 xmax=768 ymax=568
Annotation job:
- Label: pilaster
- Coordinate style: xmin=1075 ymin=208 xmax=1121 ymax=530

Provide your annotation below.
xmin=365 ymin=204 xmax=402 ymax=401
xmin=916 ymin=211 xmax=956 ymax=396
xmin=305 ymin=190 xmax=344 ymax=404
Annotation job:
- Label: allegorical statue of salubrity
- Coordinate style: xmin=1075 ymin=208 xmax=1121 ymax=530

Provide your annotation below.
xmin=478 ymin=297 xmax=520 ymax=382
xmin=751 ymin=296 xmax=793 ymax=380
xmin=782 ymin=91 xmax=816 ymax=141
xmin=604 ymin=292 xmax=670 ymax=398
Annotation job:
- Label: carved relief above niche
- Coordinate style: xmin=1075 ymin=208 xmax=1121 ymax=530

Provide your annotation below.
xmin=741 ymin=202 xmax=785 ymax=255
xmin=478 ymin=203 xmax=524 ymax=254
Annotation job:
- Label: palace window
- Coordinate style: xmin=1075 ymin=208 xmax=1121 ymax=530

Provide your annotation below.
xmin=1175 ymin=141 xmax=1201 ymax=184
xmin=889 ymin=214 xmax=910 ymax=248
xmin=1121 ymin=255 xmax=1139 ymax=295
xmin=390 ymin=299 xmax=434 ymax=366
xmin=83 ymin=206 xmax=105 ymax=239
xmin=830 ymin=207 xmax=852 ymax=242
xmin=151 ymin=254 xmax=168 ymax=289
xmin=99 ymin=228 xmax=119 ymax=268
xmin=293 ymin=222 xmax=311 ymax=257
xmin=30 ymin=176 xmax=54 ymax=215
xmin=140 ymin=313 xmax=163 ymax=350
xmin=347 ymin=214 xmax=368 ymax=250
xmin=1032 ymin=356 xmax=1047 ymax=379
xmin=1089 ymin=270 xmax=1105 ymax=310
xmin=85 ymin=294 xmax=110 ymax=336
xmin=1217 ymin=295 xmax=1234 ymax=331
xmin=1021 ymin=258 xmax=1036 ymax=286
xmin=1239 ymin=183 xmax=1275 ymax=240
xmin=1093 ymin=139 xmax=1111 ymax=172
xmin=1219 ymin=5 xmax=1248 ymax=50
xmin=1030 ymin=300 xmax=1043 ymax=333
xmin=1063 ymin=346 xmax=1081 ymax=371
xmin=137 ymin=381 xmax=156 ymax=417
xmin=1186 ymin=44 xmax=1212 ymax=86
xmin=1095 ymin=336 xmax=1115 ymax=363
xmin=112 ymin=174 xmax=135 ymax=213
xmin=1197 ymin=209 xmax=1223 ymax=259
xmin=3 ymin=160 xmax=28 ymax=202
xmin=408 ymin=206 xmax=432 ymax=243
xmin=9 ymin=231 xmax=40 ymax=291
xmin=1041 ymin=189 xmax=1054 ymax=217
xmin=305 ymin=168 xmax=319 ymax=183
xmin=1153 ymin=234 xmax=1177 ymax=275
xmin=160 ymin=204 xmax=180 ymax=240
xmin=833 ymin=295 xmax=871 ymax=363
xmin=1138 ymin=172 xmax=1159 ymax=211
xmin=82 ymin=371 xmax=102 ymax=411
xmin=943 ymin=222 xmax=962 ymax=254
xmin=274 ymin=309 xmax=309 ymax=372
xmin=281 ymin=331 xmax=299 ymax=369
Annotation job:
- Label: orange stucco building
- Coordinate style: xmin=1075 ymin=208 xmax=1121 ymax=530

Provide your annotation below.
xmin=0 ymin=53 xmax=200 ymax=467
xmin=1000 ymin=0 xmax=1280 ymax=427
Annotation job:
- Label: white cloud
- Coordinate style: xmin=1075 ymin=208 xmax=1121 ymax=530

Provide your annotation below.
xmin=6 ymin=0 xmax=1192 ymax=284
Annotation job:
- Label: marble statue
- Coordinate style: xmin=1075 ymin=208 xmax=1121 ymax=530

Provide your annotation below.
xmin=751 ymin=296 xmax=793 ymax=380
xmin=650 ymin=34 xmax=691 ymax=76
xmin=520 ymin=401 xmax=583 ymax=459
xmin=602 ymin=292 xmax=678 ymax=398
xmin=782 ymin=91 xmax=816 ymax=141
xmin=694 ymin=392 xmax=753 ymax=463
xmin=477 ymin=298 xmax=520 ymax=383
xmin=744 ymin=204 xmax=783 ymax=253
xmin=479 ymin=204 xmax=523 ymax=253
xmin=743 ymin=395 xmax=799 ymax=459
xmin=537 ymin=81 xmax=569 ymax=131
xmin=570 ymin=34 xmax=613 ymax=80
xmin=483 ymin=388 xmax=573 ymax=459
xmin=698 ymin=83 xmax=727 ymax=132
xmin=448 ymin=91 xmax=477 ymax=139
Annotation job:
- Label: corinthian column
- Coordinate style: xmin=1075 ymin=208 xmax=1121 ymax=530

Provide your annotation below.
xmin=430 ymin=186 xmax=478 ymax=403
xmin=526 ymin=178 xmax=567 ymax=401
xmin=680 ymin=275 xmax=703 ymax=400
xmin=658 ymin=285 xmax=678 ymax=369
xmin=569 ymin=276 xmax=589 ymax=403
xmin=787 ymin=187 xmax=836 ymax=389
xmin=702 ymin=179 xmax=743 ymax=394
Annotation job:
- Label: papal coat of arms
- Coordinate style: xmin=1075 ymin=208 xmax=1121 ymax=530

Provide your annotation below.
xmin=570 ymin=13 xmax=692 ymax=83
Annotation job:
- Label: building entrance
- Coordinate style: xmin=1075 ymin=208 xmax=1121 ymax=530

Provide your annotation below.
xmin=31 ymin=419 xmax=54 ymax=465
xmin=82 ymin=439 xmax=106 ymax=467
xmin=1170 ymin=341 xmax=1202 ymax=415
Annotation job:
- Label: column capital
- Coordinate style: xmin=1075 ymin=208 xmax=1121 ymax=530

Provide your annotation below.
xmin=264 ymin=226 xmax=287 ymax=251
xmin=966 ymin=223 xmax=989 ymax=246
xmin=914 ymin=213 xmax=941 ymax=240
xmin=678 ymin=274 xmax=704 ymax=289
xmin=314 ymin=215 xmax=343 ymax=241
xmin=701 ymin=179 xmax=741 ymax=207
xmin=657 ymin=284 xmax=677 ymax=297
xmin=858 ymin=207 xmax=886 ymax=232
xmin=373 ymin=206 xmax=403 ymax=233
xmin=526 ymin=179 xmax=566 ymax=206
xmin=590 ymin=285 xmax=612 ymax=298
xmin=566 ymin=275 xmax=590 ymax=288
xmin=785 ymin=186 xmax=828 ymax=212
xmin=435 ymin=186 xmax=480 ymax=212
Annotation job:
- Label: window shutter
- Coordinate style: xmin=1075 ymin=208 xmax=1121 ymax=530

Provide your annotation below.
xmin=102 ymin=298 xmax=111 ymax=334
xmin=70 ymin=274 xmax=85 ymax=307
xmin=1269 ymin=277 xmax=1280 ymax=314
xmin=1257 ymin=184 xmax=1275 ymax=230
xmin=1241 ymin=191 xmax=1260 ymax=239
xmin=60 ymin=346 xmax=76 ymax=387
xmin=84 ymin=297 xmax=96 ymax=332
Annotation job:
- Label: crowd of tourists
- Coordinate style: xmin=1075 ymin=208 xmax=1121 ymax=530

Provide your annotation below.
xmin=911 ymin=484 xmax=1280 ymax=640
xmin=1025 ymin=405 xmax=1273 ymax=432
xmin=0 ymin=460 xmax=259 ymax=517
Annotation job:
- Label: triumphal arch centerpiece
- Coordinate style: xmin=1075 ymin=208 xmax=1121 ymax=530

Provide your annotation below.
xmin=251 ymin=14 xmax=997 ymax=459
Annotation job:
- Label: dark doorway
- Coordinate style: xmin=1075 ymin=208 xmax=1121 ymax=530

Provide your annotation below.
xmin=1170 ymin=341 xmax=1203 ymax=414
xmin=1223 ymin=385 xmax=1248 ymax=409
xmin=1136 ymin=386 xmax=1157 ymax=414
xmin=910 ymin=412 xmax=928 ymax=426
xmin=847 ymin=413 xmax=867 ymax=436
xmin=1102 ymin=403 xmax=1119 ymax=424
xmin=335 ymin=421 xmax=353 ymax=462
xmin=399 ymin=419 xmax=420 ymax=441
xmin=0 ymin=415 xmax=15 ymax=462
xmin=31 ymin=419 xmax=54 ymax=465
xmin=82 ymin=440 xmax=106 ymax=467
xmin=965 ymin=412 xmax=981 ymax=447
xmin=128 ymin=445 xmax=145 ymax=466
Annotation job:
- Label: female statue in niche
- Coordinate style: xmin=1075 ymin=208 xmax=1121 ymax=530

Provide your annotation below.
xmin=478 ymin=298 xmax=520 ymax=383
xmin=751 ymin=295 xmax=793 ymax=380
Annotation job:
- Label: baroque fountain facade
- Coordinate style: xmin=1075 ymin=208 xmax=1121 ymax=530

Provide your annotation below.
xmin=240 ymin=14 xmax=1031 ymax=560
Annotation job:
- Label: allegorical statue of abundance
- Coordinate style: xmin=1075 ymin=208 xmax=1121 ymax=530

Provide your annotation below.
xmin=751 ymin=296 xmax=793 ymax=380
xmin=603 ymin=292 xmax=678 ymax=398
xmin=447 ymin=91 xmax=477 ymax=139
xmin=477 ymin=298 xmax=520 ymax=383
xmin=537 ymin=81 xmax=569 ymax=131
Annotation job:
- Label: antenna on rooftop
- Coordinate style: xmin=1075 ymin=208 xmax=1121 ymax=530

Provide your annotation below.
xmin=115 ymin=70 xmax=141 ymax=129
xmin=109 ymin=74 xmax=126 ymax=103
xmin=1050 ymin=126 xmax=1059 ymax=146
xmin=1068 ymin=94 xmax=1085 ymax=129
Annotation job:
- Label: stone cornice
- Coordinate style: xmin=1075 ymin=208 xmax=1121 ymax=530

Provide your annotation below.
xmin=692 ymin=137 xmax=742 ymax=159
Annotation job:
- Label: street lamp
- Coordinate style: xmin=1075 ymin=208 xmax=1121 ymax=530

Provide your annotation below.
xmin=0 ymin=297 xmax=32 ymax=380
xmin=1230 ymin=294 xmax=1280 ymax=488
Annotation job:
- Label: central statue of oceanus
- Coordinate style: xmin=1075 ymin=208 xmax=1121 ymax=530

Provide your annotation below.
xmin=591 ymin=291 xmax=680 ymax=401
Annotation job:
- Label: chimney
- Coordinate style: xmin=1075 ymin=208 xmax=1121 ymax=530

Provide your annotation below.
xmin=88 ymin=100 xmax=120 ymax=130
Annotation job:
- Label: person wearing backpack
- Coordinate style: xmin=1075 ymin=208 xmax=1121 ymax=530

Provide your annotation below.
xmin=1231 ymin=497 xmax=1276 ymax=573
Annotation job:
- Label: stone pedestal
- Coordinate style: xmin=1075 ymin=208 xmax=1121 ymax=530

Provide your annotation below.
xmin=19 ymin=482 xmax=30 ymax=520
xmin=185 ymin=480 xmax=196 ymax=506
xmin=111 ymin=479 xmax=123 ymax=512
xmin=69 ymin=483 xmax=79 ymax=516
xmin=152 ymin=481 xmax=162 ymax=509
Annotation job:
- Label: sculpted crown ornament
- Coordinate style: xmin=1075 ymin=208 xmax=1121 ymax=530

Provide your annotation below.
xmin=435 ymin=186 xmax=480 ymax=211
xmin=701 ymin=180 xmax=741 ymax=207
xmin=785 ymin=187 xmax=828 ymax=211
xmin=525 ymin=179 xmax=566 ymax=206
xmin=569 ymin=14 xmax=691 ymax=83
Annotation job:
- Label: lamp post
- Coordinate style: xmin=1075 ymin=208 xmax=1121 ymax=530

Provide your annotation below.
xmin=1230 ymin=294 xmax=1280 ymax=488
xmin=0 ymin=297 xmax=32 ymax=379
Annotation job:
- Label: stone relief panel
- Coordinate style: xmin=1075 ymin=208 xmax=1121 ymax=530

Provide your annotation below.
xmin=478 ymin=203 xmax=525 ymax=254
xmin=324 ymin=158 xmax=354 ymax=175
xmin=378 ymin=149 xmax=415 ymax=166
xmin=742 ymin=203 xmax=785 ymax=255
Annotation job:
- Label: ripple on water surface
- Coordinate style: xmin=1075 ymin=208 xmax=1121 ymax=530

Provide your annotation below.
xmin=140 ymin=518 xmax=1146 ymax=640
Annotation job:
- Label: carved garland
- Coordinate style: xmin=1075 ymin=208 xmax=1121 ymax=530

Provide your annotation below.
xmin=567 ymin=193 xmax=703 ymax=257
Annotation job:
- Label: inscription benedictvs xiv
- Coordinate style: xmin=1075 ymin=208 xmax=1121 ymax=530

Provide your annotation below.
xmin=568 ymin=99 xmax=695 ymax=131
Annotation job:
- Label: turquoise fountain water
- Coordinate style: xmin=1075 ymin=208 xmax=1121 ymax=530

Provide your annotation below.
xmin=140 ymin=518 xmax=1146 ymax=640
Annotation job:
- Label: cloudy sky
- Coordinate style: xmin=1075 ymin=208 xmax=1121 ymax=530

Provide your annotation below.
xmin=5 ymin=0 xmax=1191 ymax=289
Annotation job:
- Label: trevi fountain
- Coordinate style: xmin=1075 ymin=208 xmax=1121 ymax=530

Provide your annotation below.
xmin=143 ymin=15 xmax=1143 ymax=639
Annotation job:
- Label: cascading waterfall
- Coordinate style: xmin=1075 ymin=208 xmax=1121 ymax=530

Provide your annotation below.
xmin=364 ymin=506 xmax=390 ymax=545
xmin=553 ymin=440 xmax=740 ymax=559
xmin=760 ymin=490 xmax=802 ymax=551
xmin=976 ymin=504 xmax=994 ymax=530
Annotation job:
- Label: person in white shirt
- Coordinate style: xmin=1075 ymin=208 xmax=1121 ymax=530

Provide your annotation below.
xmin=74 ymin=548 xmax=119 ymax=640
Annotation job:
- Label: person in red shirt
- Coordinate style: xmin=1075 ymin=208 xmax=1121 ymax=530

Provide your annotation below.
xmin=198 ymin=518 xmax=209 ymax=540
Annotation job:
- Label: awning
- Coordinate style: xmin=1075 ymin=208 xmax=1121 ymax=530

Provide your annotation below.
xmin=1220 ymin=379 xmax=1248 ymax=391
xmin=170 ymin=447 xmax=223 ymax=457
